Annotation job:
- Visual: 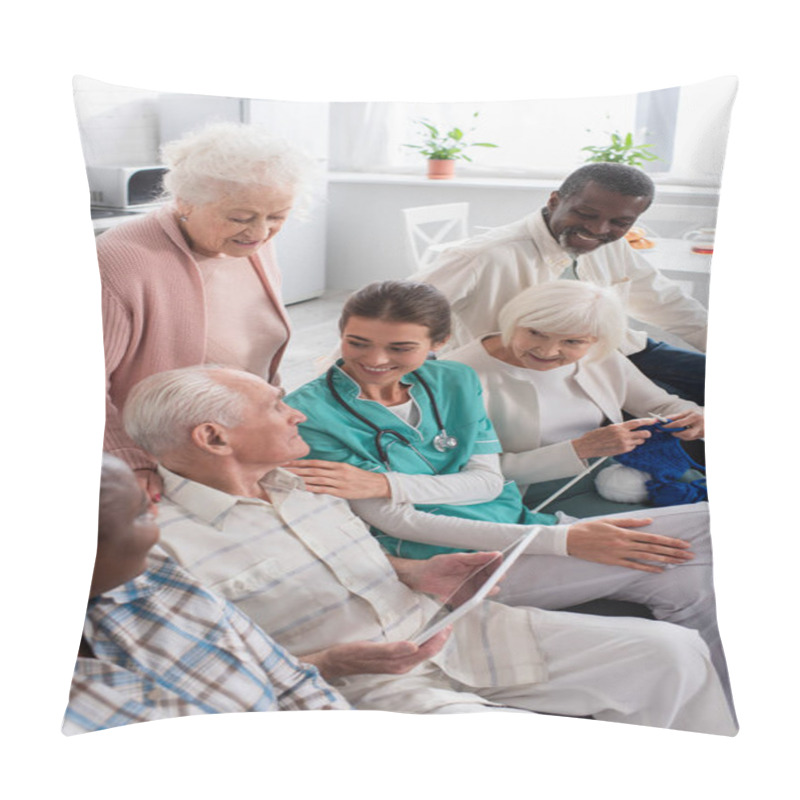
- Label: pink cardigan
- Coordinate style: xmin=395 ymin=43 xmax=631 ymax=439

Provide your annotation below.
xmin=99 ymin=206 xmax=291 ymax=470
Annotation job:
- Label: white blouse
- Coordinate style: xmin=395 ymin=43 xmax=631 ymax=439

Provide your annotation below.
xmin=196 ymin=253 xmax=289 ymax=380
xmin=511 ymin=363 xmax=604 ymax=447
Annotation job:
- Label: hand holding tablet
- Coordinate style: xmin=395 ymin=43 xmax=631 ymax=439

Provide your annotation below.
xmin=409 ymin=530 xmax=538 ymax=645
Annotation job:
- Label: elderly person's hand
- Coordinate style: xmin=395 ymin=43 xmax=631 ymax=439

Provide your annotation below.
xmin=659 ymin=410 xmax=704 ymax=441
xmin=284 ymin=459 xmax=391 ymax=499
xmin=572 ymin=418 xmax=658 ymax=459
xmin=389 ymin=551 xmax=504 ymax=602
xmin=566 ymin=517 xmax=694 ymax=573
xmin=301 ymin=631 xmax=451 ymax=679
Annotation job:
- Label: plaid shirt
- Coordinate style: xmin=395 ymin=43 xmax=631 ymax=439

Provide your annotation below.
xmin=63 ymin=548 xmax=350 ymax=735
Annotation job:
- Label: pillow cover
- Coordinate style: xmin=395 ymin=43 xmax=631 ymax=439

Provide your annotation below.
xmin=69 ymin=74 xmax=737 ymax=737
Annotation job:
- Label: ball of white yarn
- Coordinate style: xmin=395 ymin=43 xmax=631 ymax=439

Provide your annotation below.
xmin=595 ymin=463 xmax=651 ymax=504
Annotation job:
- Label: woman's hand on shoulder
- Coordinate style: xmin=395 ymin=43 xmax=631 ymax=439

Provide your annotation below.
xmin=284 ymin=459 xmax=391 ymax=499
xmin=571 ymin=418 xmax=657 ymax=460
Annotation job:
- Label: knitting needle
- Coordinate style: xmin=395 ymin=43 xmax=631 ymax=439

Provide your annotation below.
xmin=530 ymin=455 xmax=611 ymax=514
xmin=647 ymin=411 xmax=697 ymax=437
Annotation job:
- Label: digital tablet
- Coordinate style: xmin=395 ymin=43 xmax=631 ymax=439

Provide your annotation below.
xmin=409 ymin=530 xmax=538 ymax=646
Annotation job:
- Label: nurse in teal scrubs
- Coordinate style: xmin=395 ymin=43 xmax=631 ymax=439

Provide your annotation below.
xmin=285 ymin=281 xmax=694 ymax=573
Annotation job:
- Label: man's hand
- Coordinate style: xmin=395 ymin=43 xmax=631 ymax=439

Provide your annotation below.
xmin=389 ymin=551 xmax=504 ymax=601
xmin=567 ymin=517 xmax=694 ymax=573
xmin=301 ymin=631 xmax=451 ymax=680
xmin=572 ymin=418 xmax=657 ymax=459
xmin=284 ymin=460 xmax=391 ymax=499
xmin=660 ymin=410 xmax=705 ymax=441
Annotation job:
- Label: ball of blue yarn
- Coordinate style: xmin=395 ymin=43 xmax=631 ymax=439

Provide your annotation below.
xmin=611 ymin=422 xmax=707 ymax=507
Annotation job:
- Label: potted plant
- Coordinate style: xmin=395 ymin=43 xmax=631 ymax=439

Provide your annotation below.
xmin=404 ymin=112 xmax=498 ymax=179
xmin=581 ymin=130 xmax=659 ymax=168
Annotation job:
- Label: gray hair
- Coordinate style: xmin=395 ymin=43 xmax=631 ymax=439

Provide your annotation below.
xmin=497 ymin=280 xmax=626 ymax=362
xmin=557 ymin=163 xmax=655 ymax=207
xmin=160 ymin=122 xmax=319 ymax=212
xmin=122 ymin=366 xmax=247 ymax=458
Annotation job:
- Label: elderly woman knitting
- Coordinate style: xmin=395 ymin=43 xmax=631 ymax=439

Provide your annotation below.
xmin=98 ymin=122 xmax=316 ymax=496
xmin=445 ymin=280 xmax=704 ymax=517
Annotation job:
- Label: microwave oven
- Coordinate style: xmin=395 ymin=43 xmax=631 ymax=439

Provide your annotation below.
xmin=86 ymin=165 xmax=167 ymax=210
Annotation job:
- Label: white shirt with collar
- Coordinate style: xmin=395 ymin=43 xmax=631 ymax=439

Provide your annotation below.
xmin=416 ymin=209 xmax=708 ymax=354
xmin=154 ymin=465 xmax=548 ymax=713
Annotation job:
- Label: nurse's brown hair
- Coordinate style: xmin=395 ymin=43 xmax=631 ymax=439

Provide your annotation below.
xmin=339 ymin=281 xmax=451 ymax=344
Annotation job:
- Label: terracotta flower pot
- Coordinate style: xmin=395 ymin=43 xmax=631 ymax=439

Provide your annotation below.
xmin=427 ymin=159 xmax=456 ymax=180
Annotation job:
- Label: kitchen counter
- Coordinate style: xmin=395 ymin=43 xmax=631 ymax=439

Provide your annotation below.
xmin=91 ymin=206 xmax=161 ymax=235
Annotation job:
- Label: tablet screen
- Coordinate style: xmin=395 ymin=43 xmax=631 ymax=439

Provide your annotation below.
xmin=409 ymin=531 xmax=536 ymax=645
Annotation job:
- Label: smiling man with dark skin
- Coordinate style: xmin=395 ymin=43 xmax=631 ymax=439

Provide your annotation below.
xmin=417 ymin=163 xmax=708 ymax=405
xmin=544 ymin=180 xmax=650 ymax=256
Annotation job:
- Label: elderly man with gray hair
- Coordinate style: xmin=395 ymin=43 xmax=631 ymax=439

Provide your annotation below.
xmin=119 ymin=364 xmax=736 ymax=734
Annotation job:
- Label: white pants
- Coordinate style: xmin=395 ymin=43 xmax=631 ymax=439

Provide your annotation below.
xmin=436 ymin=607 xmax=737 ymax=736
xmin=495 ymin=502 xmax=733 ymax=712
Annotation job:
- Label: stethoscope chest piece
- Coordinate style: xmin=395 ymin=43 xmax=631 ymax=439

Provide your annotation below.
xmin=433 ymin=432 xmax=458 ymax=452
xmin=326 ymin=365 xmax=459 ymax=463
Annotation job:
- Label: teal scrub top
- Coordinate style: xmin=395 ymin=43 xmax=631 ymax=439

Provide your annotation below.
xmin=286 ymin=360 xmax=556 ymax=558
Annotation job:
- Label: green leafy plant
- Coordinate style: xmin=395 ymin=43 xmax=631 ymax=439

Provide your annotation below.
xmin=404 ymin=112 xmax=498 ymax=161
xmin=582 ymin=130 xmax=659 ymax=168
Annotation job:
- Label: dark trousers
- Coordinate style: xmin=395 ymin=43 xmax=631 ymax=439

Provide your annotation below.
xmin=627 ymin=338 xmax=706 ymax=407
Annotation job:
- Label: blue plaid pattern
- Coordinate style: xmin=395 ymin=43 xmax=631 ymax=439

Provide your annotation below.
xmin=63 ymin=549 xmax=350 ymax=734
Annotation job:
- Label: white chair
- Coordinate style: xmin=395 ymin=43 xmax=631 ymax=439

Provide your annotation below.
xmin=402 ymin=202 xmax=469 ymax=273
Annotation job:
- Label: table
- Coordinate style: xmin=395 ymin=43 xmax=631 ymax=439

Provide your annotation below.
xmin=638 ymin=237 xmax=712 ymax=309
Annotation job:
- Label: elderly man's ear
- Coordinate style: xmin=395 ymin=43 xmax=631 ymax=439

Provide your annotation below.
xmin=191 ymin=423 xmax=233 ymax=454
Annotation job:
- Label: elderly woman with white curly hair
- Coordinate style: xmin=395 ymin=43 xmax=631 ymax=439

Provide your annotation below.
xmin=445 ymin=280 xmax=705 ymax=517
xmin=97 ymin=122 xmax=316 ymax=497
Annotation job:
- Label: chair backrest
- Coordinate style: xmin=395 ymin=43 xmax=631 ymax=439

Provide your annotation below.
xmin=402 ymin=202 xmax=469 ymax=273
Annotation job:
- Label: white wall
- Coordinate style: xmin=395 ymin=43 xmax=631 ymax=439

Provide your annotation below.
xmin=73 ymin=76 xmax=161 ymax=166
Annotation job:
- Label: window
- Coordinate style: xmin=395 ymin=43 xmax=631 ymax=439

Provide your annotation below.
xmin=329 ymin=76 xmax=736 ymax=187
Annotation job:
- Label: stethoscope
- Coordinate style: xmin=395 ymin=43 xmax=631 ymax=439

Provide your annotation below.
xmin=325 ymin=366 xmax=459 ymax=468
